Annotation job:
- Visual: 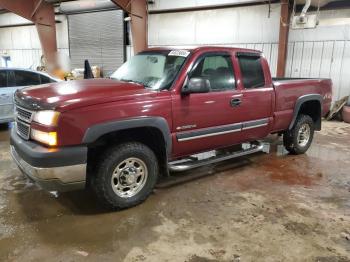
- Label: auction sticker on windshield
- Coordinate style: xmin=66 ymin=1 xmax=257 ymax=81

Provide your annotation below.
xmin=168 ymin=50 xmax=190 ymax=57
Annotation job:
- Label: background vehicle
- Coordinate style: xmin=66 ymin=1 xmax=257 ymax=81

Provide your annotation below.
xmin=0 ymin=68 xmax=59 ymax=124
xmin=10 ymin=47 xmax=332 ymax=210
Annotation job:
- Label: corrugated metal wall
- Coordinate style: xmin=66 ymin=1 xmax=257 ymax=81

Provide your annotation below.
xmin=286 ymin=8 xmax=350 ymax=101
xmin=286 ymin=40 xmax=350 ymax=100
xmin=148 ymin=4 xmax=281 ymax=46
xmin=230 ymin=40 xmax=350 ymax=101
xmin=232 ymin=40 xmax=350 ymax=101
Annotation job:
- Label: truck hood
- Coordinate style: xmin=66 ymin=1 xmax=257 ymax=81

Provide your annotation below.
xmin=15 ymin=79 xmax=157 ymax=111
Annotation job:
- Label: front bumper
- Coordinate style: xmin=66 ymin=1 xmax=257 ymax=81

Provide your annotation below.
xmin=10 ymin=128 xmax=87 ymax=192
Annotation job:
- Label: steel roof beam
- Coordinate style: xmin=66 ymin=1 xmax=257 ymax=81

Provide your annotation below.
xmin=111 ymin=0 xmax=147 ymax=54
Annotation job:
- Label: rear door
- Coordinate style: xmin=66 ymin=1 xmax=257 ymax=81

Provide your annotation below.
xmin=234 ymin=52 xmax=273 ymax=139
xmin=0 ymin=70 xmax=16 ymax=122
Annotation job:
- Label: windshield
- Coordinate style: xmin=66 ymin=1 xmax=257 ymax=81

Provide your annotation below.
xmin=110 ymin=51 xmax=188 ymax=90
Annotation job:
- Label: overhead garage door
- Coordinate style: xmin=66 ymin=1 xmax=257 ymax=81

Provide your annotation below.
xmin=68 ymin=10 xmax=124 ymax=77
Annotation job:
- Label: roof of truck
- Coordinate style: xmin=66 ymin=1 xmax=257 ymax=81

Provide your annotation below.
xmin=144 ymin=46 xmax=262 ymax=54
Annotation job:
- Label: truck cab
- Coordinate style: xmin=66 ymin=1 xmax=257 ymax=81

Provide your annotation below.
xmin=169 ymin=48 xmax=274 ymax=158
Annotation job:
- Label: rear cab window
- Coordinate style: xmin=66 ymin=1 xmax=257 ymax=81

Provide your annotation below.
xmin=237 ymin=53 xmax=265 ymax=89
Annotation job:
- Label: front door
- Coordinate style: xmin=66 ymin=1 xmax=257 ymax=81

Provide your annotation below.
xmin=172 ymin=52 xmax=245 ymax=158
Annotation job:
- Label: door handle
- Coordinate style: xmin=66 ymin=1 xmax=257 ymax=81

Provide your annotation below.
xmin=230 ymin=98 xmax=241 ymax=107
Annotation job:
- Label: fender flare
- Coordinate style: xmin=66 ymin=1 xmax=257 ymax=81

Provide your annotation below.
xmin=82 ymin=117 xmax=172 ymax=157
xmin=289 ymin=94 xmax=322 ymax=130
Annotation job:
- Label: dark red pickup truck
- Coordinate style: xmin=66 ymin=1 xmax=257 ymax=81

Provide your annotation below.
xmin=10 ymin=46 xmax=332 ymax=209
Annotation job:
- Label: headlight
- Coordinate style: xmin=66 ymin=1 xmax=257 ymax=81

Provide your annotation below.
xmin=31 ymin=129 xmax=57 ymax=146
xmin=33 ymin=111 xmax=60 ymax=126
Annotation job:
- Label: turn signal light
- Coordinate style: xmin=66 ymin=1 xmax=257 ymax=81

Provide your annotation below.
xmin=31 ymin=129 xmax=57 ymax=146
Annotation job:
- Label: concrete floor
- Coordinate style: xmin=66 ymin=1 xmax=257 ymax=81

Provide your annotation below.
xmin=0 ymin=121 xmax=349 ymax=262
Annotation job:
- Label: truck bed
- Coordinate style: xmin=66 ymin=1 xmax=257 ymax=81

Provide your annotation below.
xmin=272 ymin=77 xmax=329 ymax=82
xmin=271 ymin=77 xmax=332 ymax=133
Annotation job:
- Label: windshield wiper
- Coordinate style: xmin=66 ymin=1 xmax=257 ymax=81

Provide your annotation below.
xmin=120 ymin=79 xmax=150 ymax=88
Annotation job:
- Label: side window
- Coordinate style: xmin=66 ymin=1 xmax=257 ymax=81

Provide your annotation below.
xmin=238 ymin=55 xmax=265 ymax=89
xmin=0 ymin=71 xmax=7 ymax=88
xmin=191 ymin=55 xmax=235 ymax=91
xmin=40 ymin=75 xmax=54 ymax=84
xmin=14 ymin=71 xmax=40 ymax=86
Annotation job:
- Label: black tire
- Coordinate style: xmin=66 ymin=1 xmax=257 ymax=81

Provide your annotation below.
xmin=93 ymin=142 xmax=158 ymax=210
xmin=283 ymin=114 xmax=314 ymax=155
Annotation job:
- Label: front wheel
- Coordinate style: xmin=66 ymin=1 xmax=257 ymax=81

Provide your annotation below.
xmin=283 ymin=114 xmax=315 ymax=155
xmin=93 ymin=142 xmax=158 ymax=210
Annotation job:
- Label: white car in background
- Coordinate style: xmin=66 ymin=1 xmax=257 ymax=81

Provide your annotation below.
xmin=0 ymin=68 xmax=60 ymax=124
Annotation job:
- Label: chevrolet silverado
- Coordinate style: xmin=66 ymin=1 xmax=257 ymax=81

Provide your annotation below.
xmin=10 ymin=47 xmax=332 ymax=209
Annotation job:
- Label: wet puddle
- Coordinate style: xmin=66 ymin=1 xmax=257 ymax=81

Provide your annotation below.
xmin=197 ymin=138 xmax=344 ymax=191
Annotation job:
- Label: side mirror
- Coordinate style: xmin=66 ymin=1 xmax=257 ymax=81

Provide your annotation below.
xmin=182 ymin=77 xmax=210 ymax=95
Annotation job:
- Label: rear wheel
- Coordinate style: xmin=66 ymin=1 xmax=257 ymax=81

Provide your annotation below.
xmin=283 ymin=114 xmax=314 ymax=155
xmin=93 ymin=142 xmax=158 ymax=210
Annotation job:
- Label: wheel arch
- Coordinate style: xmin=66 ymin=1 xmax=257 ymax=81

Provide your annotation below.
xmin=289 ymin=94 xmax=322 ymax=131
xmin=82 ymin=117 xmax=172 ymax=156
xmin=83 ymin=117 xmax=171 ymax=180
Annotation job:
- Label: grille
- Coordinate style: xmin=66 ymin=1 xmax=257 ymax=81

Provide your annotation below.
xmin=16 ymin=106 xmax=33 ymax=123
xmin=15 ymin=106 xmax=33 ymax=140
xmin=16 ymin=121 xmax=30 ymax=140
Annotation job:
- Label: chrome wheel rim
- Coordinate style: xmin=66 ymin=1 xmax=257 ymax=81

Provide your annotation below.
xmin=111 ymin=157 xmax=148 ymax=198
xmin=297 ymin=123 xmax=311 ymax=147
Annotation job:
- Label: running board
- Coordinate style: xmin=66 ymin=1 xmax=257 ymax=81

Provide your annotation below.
xmin=168 ymin=143 xmax=264 ymax=172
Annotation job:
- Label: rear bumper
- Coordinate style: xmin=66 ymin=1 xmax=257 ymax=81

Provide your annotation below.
xmin=10 ymin=128 xmax=87 ymax=192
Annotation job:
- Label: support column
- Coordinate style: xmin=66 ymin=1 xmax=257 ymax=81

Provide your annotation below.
xmin=34 ymin=2 xmax=57 ymax=69
xmin=130 ymin=0 xmax=147 ymax=54
xmin=111 ymin=0 xmax=148 ymax=54
xmin=276 ymin=0 xmax=291 ymax=77
xmin=0 ymin=0 xmax=57 ymax=69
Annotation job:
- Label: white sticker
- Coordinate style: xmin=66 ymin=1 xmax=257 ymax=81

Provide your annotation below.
xmin=168 ymin=50 xmax=190 ymax=57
